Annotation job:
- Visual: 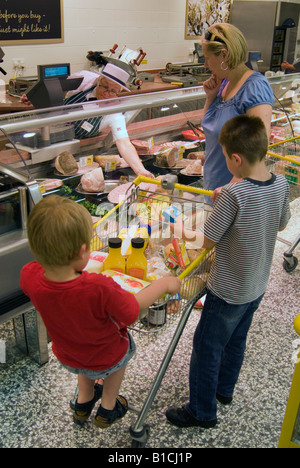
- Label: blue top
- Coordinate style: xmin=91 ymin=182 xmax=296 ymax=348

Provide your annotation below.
xmin=202 ymin=72 xmax=274 ymax=203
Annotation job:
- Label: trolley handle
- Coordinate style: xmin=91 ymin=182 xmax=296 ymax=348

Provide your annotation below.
xmin=133 ymin=175 xmax=213 ymax=197
xmin=178 ymin=248 xmax=212 ymax=281
xmin=267 ymin=151 xmax=300 ymax=166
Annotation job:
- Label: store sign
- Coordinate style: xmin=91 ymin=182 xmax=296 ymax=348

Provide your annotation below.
xmin=0 ymin=339 xmax=6 ymax=364
xmin=0 ymin=0 xmax=64 ymax=45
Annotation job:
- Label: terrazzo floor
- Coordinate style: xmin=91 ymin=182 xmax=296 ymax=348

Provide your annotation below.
xmin=0 ymin=199 xmax=299 ymax=449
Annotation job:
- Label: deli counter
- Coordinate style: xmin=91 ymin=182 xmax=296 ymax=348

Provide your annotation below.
xmin=0 ymin=73 xmax=300 ymax=364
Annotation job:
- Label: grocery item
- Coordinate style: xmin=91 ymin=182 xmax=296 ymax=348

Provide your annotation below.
xmin=131 ymin=140 xmax=149 ymax=151
xmin=156 ymin=148 xmax=177 ymax=168
xmin=103 ymin=238 xmax=126 ymax=273
xmin=118 ymin=226 xmax=149 ymax=257
xmin=38 ymin=179 xmax=63 ymax=192
xmin=55 ymin=151 xmax=78 ymax=175
xmin=76 ymin=162 xmax=99 ymax=174
xmin=126 ymin=238 xmax=148 ymax=280
xmin=84 ymin=252 xmax=108 ymax=274
xmin=94 ymin=155 xmax=121 ymax=168
xmin=148 ymin=299 xmax=167 ymax=327
xmin=185 ymin=160 xmax=203 ymax=175
xmin=102 ymin=270 xmax=150 ymax=294
xmin=187 ymin=151 xmax=205 ymax=161
xmin=80 ymin=167 xmax=105 ymax=193
xmin=162 ymin=205 xmax=185 ymax=224
xmin=172 ymin=238 xmax=190 ymax=269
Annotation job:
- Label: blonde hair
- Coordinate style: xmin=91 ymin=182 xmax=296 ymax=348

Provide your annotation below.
xmin=202 ymin=23 xmax=248 ymax=69
xmin=27 ymin=195 xmax=93 ymax=266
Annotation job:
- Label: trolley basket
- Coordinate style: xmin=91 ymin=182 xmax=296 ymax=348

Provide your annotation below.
xmin=89 ymin=175 xmax=214 ymax=447
xmin=267 ymin=136 xmax=300 ymax=272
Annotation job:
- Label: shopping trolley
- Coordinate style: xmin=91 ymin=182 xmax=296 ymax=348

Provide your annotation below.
xmin=267 ymin=137 xmax=300 ymax=273
xmin=89 ymin=175 xmax=214 ymax=447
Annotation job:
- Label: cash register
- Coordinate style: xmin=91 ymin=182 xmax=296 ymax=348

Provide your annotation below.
xmin=25 ymin=63 xmax=83 ymax=108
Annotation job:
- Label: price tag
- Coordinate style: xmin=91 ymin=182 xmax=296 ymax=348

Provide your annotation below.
xmin=79 ymin=155 xmax=94 ymax=167
xmin=148 ymin=137 xmax=154 ymax=148
xmin=178 ymin=146 xmax=185 ymax=160
xmin=105 ymin=160 xmax=117 ymax=172
xmin=39 ymin=183 xmax=46 ymax=194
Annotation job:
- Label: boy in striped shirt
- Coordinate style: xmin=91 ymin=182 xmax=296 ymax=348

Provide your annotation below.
xmin=166 ymin=115 xmax=291 ymax=428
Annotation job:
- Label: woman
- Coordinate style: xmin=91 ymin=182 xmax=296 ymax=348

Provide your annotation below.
xmin=23 ymin=63 xmax=153 ymax=178
xmin=201 ymin=23 xmax=274 ymax=202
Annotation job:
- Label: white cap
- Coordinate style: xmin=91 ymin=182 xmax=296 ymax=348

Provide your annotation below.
xmin=100 ymin=63 xmax=130 ymax=91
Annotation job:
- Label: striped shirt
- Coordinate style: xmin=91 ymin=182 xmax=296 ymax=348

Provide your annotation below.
xmin=202 ymin=174 xmax=291 ymax=304
xmin=64 ymin=86 xmax=102 ymax=139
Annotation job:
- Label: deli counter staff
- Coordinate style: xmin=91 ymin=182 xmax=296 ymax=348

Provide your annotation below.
xmin=23 ymin=63 xmax=153 ymax=178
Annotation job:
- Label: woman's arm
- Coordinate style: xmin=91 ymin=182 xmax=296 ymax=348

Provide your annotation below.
xmin=116 ymin=137 xmax=154 ymax=177
xmin=246 ymin=104 xmax=273 ymax=138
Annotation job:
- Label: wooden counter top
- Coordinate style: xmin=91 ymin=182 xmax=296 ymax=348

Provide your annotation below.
xmin=0 ymin=92 xmax=34 ymax=114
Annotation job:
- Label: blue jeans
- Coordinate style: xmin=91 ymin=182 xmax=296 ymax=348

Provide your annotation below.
xmin=186 ymin=289 xmax=264 ymax=422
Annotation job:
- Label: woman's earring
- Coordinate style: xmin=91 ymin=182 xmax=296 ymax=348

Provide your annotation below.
xmin=221 ymin=61 xmax=229 ymax=71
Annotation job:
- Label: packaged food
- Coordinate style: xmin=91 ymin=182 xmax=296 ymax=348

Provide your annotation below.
xmin=162 ymin=205 xmax=186 ymax=224
xmin=172 ymin=238 xmax=190 ymax=270
xmin=102 ymin=270 xmax=150 ymax=294
xmin=84 ymin=251 xmax=108 ymax=274
xmin=118 ymin=226 xmax=149 ymax=257
xmin=126 ymin=238 xmax=148 ymax=280
xmin=103 ymin=238 xmax=125 ymax=274
xmin=148 ymin=299 xmax=167 ymax=327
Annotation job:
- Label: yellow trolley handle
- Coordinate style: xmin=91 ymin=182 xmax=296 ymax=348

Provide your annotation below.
xmin=133 ymin=175 xmax=214 ymax=197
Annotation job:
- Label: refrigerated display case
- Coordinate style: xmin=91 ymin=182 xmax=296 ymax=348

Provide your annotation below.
xmin=1 ymin=73 xmax=300 ymax=364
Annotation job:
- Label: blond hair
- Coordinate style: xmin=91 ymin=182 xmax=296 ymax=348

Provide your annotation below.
xmin=202 ymin=23 xmax=248 ymax=69
xmin=27 ymin=195 xmax=93 ymax=266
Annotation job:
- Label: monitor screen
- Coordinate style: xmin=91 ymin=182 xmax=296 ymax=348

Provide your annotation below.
xmin=38 ymin=64 xmax=70 ymax=81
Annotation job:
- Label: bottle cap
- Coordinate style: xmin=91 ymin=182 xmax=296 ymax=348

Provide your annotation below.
xmin=108 ymin=238 xmax=122 ymax=248
xmin=131 ymin=238 xmax=145 ymax=249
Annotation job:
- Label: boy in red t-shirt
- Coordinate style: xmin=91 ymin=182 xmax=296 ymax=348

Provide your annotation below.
xmin=20 ymin=195 xmax=181 ymax=428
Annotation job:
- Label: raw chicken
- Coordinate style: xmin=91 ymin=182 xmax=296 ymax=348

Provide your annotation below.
xmin=80 ymin=168 xmax=105 ymax=192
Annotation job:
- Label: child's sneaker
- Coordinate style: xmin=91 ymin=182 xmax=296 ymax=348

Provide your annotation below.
xmin=93 ymin=395 xmax=128 ymax=428
xmin=71 ymin=383 xmax=103 ymax=425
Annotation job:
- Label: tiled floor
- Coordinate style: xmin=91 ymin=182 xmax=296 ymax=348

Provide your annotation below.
xmin=0 ymin=199 xmax=299 ymax=449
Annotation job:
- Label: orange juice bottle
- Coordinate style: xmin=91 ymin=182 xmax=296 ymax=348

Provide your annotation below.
xmin=104 ymin=238 xmax=125 ymax=273
xmin=126 ymin=238 xmax=147 ymax=280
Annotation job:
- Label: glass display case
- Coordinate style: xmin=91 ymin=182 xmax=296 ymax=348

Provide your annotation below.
xmin=0 ymin=74 xmax=300 ymax=363
xmin=0 ymin=86 xmax=206 ymax=352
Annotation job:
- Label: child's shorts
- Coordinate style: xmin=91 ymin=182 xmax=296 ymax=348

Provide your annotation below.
xmin=60 ymin=332 xmax=136 ymax=380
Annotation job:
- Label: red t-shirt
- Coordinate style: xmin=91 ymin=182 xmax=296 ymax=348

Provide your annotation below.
xmin=20 ymin=261 xmax=139 ymax=370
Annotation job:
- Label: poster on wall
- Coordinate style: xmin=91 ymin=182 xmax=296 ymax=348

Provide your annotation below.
xmin=185 ymin=0 xmax=232 ymax=39
xmin=0 ymin=0 xmax=64 ymax=44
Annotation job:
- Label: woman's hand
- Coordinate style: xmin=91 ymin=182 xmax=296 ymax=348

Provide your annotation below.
xmin=136 ymin=168 xmax=154 ymax=179
xmin=203 ymin=74 xmax=222 ymax=100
